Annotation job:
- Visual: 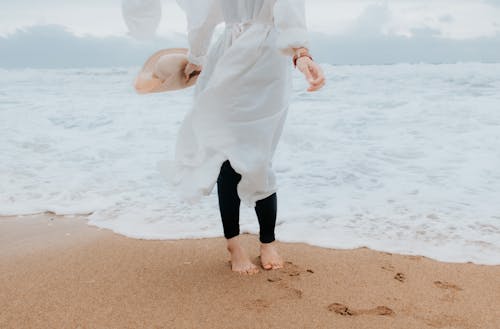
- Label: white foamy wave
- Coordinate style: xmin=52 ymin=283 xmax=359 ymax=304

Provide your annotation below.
xmin=1 ymin=63 xmax=499 ymax=265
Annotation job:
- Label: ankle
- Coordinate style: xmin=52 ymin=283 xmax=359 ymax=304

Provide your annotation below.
xmin=259 ymin=235 xmax=276 ymax=245
xmin=226 ymin=236 xmax=242 ymax=251
xmin=260 ymin=240 xmax=277 ymax=249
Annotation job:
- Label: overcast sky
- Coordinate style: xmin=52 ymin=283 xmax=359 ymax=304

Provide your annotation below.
xmin=1 ymin=0 xmax=500 ymax=68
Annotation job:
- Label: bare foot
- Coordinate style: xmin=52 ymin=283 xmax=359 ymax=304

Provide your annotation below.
xmin=260 ymin=241 xmax=284 ymax=270
xmin=226 ymin=237 xmax=259 ymax=275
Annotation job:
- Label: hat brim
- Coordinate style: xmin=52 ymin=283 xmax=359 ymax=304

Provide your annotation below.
xmin=134 ymin=48 xmax=200 ymax=94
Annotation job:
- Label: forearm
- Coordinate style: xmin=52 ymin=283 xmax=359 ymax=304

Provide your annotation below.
xmin=274 ymin=0 xmax=309 ymax=56
xmin=178 ymin=0 xmax=223 ymax=66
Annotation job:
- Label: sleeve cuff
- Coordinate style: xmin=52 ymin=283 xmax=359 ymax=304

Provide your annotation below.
xmin=187 ymin=50 xmax=205 ymax=66
xmin=276 ymin=28 xmax=310 ymax=56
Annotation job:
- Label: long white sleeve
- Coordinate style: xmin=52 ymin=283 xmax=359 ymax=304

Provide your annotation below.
xmin=273 ymin=0 xmax=310 ymax=56
xmin=176 ymin=0 xmax=223 ymax=66
xmin=122 ymin=0 xmax=162 ymax=39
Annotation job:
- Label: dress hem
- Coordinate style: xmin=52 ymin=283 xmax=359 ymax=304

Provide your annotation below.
xmin=156 ymin=156 xmax=278 ymax=209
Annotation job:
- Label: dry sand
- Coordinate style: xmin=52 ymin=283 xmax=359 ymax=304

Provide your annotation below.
xmin=1 ymin=213 xmax=499 ymax=329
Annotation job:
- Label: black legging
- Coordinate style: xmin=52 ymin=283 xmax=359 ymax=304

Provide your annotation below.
xmin=216 ymin=160 xmax=277 ymax=243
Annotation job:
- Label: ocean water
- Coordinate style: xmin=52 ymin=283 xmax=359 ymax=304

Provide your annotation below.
xmin=1 ymin=63 xmax=499 ymax=265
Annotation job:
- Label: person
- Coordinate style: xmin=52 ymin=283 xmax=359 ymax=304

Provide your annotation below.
xmin=162 ymin=0 xmax=325 ymax=275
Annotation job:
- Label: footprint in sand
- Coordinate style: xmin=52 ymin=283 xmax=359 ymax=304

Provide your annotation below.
xmin=266 ymin=278 xmax=303 ymax=300
xmin=283 ymin=261 xmax=302 ymax=277
xmin=263 ymin=261 xmax=313 ymax=279
xmin=381 ymin=264 xmax=395 ymax=272
xmin=265 ymin=261 xmax=312 ymax=300
xmin=394 ymin=272 xmax=406 ymax=282
xmin=433 ymin=280 xmax=463 ymax=302
xmin=381 ymin=265 xmax=407 ymax=283
xmin=278 ymin=283 xmax=303 ymax=299
xmin=433 ymin=280 xmax=463 ymax=291
xmin=267 ymin=277 xmax=282 ymax=282
xmin=245 ymin=298 xmax=271 ymax=311
xmin=327 ymin=303 xmax=394 ymax=317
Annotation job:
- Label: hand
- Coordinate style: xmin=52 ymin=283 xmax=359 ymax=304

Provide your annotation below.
xmin=184 ymin=62 xmax=202 ymax=83
xmin=296 ymin=57 xmax=326 ymax=92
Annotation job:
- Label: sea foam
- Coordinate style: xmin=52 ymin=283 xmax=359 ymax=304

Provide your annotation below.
xmin=1 ymin=63 xmax=499 ymax=265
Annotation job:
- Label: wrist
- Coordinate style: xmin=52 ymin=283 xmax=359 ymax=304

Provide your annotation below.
xmin=293 ymin=48 xmax=313 ymax=68
xmin=186 ymin=50 xmax=204 ymax=67
xmin=296 ymin=56 xmax=312 ymax=65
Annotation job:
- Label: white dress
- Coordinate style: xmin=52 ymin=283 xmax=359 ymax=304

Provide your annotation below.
xmin=144 ymin=0 xmax=309 ymax=208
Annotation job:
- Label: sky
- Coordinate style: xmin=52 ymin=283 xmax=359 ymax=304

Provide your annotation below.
xmin=1 ymin=0 xmax=500 ymax=68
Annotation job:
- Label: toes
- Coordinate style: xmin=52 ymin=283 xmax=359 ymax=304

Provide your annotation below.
xmin=262 ymin=261 xmax=283 ymax=270
xmin=262 ymin=260 xmax=285 ymax=270
xmin=247 ymin=264 xmax=258 ymax=274
xmin=248 ymin=268 xmax=259 ymax=275
xmin=262 ymin=263 xmax=272 ymax=270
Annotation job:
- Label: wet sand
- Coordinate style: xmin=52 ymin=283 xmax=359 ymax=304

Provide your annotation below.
xmin=1 ymin=213 xmax=499 ymax=329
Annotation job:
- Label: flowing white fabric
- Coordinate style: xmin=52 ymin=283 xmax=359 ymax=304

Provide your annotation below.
xmin=141 ymin=0 xmax=309 ymax=207
xmin=122 ymin=0 xmax=162 ymax=39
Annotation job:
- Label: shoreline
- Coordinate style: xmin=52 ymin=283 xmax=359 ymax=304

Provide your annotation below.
xmin=1 ymin=214 xmax=499 ymax=328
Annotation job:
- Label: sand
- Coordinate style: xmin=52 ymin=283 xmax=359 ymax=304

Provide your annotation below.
xmin=1 ymin=213 xmax=499 ymax=329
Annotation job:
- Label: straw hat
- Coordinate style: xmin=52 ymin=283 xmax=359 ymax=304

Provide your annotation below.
xmin=134 ymin=48 xmax=201 ymax=94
